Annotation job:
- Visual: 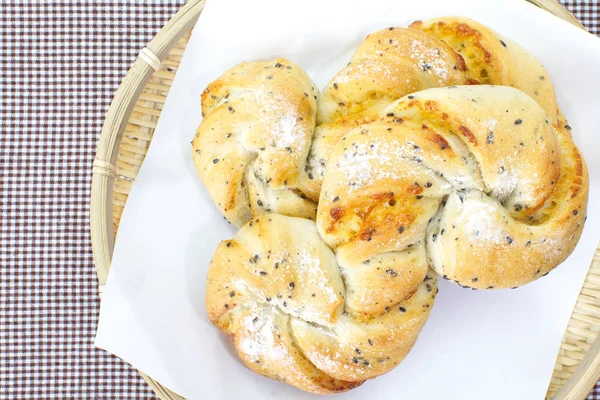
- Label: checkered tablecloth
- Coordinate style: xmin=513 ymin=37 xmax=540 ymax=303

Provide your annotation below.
xmin=0 ymin=1 xmax=598 ymax=399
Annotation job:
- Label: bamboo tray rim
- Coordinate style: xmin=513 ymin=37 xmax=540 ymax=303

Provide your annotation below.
xmin=89 ymin=1 xmax=599 ymax=399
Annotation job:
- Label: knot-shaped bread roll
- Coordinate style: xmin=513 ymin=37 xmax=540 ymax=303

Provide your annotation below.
xmin=304 ymin=16 xmax=571 ymax=198
xmin=206 ymin=214 xmax=437 ymax=393
xmin=199 ymin=15 xmax=589 ymax=394
xmin=317 ymin=85 xmax=587 ymax=290
xmin=192 ymin=59 xmax=319 ymax=226
xmin=302 ymin=25 xmax=471 ymax=199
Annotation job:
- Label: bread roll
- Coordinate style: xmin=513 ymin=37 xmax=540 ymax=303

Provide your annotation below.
xmin=206 ymin=214 xmax=437 ymax=393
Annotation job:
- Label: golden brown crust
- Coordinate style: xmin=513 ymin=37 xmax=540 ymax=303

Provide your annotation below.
xmin=192 ymin=59 xmax=319 ymax=227
xmin=317 ymin=85 xmax=588 ymax=290
xmin=303 ymin=28 xmax=470 ymax=197
xmin=410 ymin=17 xmax=560 ymax=123
xmin=202 ymin=17 xmax=589 ymax=393
xmin=206 ymin=215 xmax=437 ymax=393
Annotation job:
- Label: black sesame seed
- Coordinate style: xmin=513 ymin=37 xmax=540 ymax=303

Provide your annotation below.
xmin=525 ymin=241 xmax=532 ymax=247
xmin=212 ymin=158 xmax=219 ymax=164
xmin=399 ymin=307 xmax=406 ymax=312
xmin=500 ymin=40 xmax=507 ymax=47
xmin=228 ymin=106 xmax=235 ymax=113
xmin=333 ymin=82 xmax=338 ymax=89
xmin=486 ymin=132 xmax=494 ymax=145
xmin=416 ymin=195 xmax=423 ymax=200
xmin=275 ymin=62 xmax=282 ymax=68
xmin=363 ymin=361 xmax=370 ymax=366
xmin=425 ymin=182 xmax=432 ymax=188
xmin=440 ymin=229 xmax=445 ymax=235
xmin=333 ymin=196 xmax=340 ymax=202
xmin=286 ymin=65 xmax=292 ymax=69
xmin=259 ymin=271 xmax=267 ymax=276
xmin=472 ymin=277 xmax=478 ymax=282
xmin=289 ymin=282 xmax=295 ymax=290
xmin=257 ymin=200 xmax=263 ymax=207
xmin=355 ymin=348 xmax=361 ymax=354
xmin=565 ymin=125 xmax=572 ymax=130
xmin=514 ymin=119 xmax=523 ymax=125
xmin=398 ymin=226 xmax=405 ymax=234
xmin=514 ymin=204 xmax=523 ymax=212
xmin=506 ymin=236 xmax=513 ymax=244
xmin=432 ymin=234 xmax=438 ymax=242
xmin=408 ymin=95 xmax=414 ymax=99
xmin=229 ymin=291 xmax=235 ymax=297
xmin=283 ymin=301 xmax=287 ymax=307
xmin=226 ymin=242 xmax=232 ymax=247
xmin=352 ymin=358 xmax=359 ymax=364
xmin=252 ymin=317 xmax=259 ymax=323
xmin=387 ymin=112 xmax=395 ymax=117
xmin=540 ymin=76 xmax=545 ymax=80
xmin=426 ymin=284 xmax=432 ymax=292
xmin=573 ymin=210 xmax=579 ymax=216
xmin=386 ymin=269 xmax=398 ymax=277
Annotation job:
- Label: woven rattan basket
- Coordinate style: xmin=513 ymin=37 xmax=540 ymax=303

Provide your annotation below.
xmin=89 ymin=0 xmax=600 ymax=398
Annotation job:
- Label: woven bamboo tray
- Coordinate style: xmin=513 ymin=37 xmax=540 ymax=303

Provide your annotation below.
xmin=89 ymin=0 xmax=600 ymax=398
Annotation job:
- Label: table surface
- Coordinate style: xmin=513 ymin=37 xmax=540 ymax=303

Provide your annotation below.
xmin=0 ymin=1 xmax=598 ymax=399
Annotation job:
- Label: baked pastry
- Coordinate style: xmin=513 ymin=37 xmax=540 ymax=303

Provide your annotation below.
xmin=202 ymin=17 xmax=589 ymax=395
xmin=206 ymin=214 xmax=437 ymax=393
xmin=304 ymin=16 xmax=574 ymax=198
xmin=410 ymin=17 xmax=560 ymax=123
xmin=302 ymin=26 xmax=471 ymax=199
xmin=193 ymin=18 xmax=578 ymax=225
xmin=192 ymin=59 xmax=319 ymax=227
xmin=318 ymin=85 xmax=588 ymax=290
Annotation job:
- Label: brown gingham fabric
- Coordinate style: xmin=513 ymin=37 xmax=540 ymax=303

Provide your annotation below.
xmin=0 ymin=1 xmax=597 ymax=399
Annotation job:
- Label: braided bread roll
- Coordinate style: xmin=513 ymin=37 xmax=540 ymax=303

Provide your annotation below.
xmin=410 ymin=17 xmax=560 ymax=123
xmin=304 ymin=16 xmax=573 ymax=198
xmin=302 ymin=26 xmax=471 ymax=199
xmin=318 ymin=85 xmax=588 ymax=290
xmin=206 ymin=214 xmax=437 ymax=393
xmin=192 ymin=59 xmax=319 ymax=227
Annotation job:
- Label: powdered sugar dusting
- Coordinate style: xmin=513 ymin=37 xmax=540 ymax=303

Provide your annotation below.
xmin=253 ymin=85 xmax=307 ymax=153
xmin=464 ymin=200 xmax=505 ymax=244
xmin=409 ymin=40 xmax=449 ymax=81
xmin=336 ymin=141 xmax=402 ymax=190
xmin=238 ymin=308 xmax=288 ymax=363
xmin=335 ymin=140 xmax=426 ymax=191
